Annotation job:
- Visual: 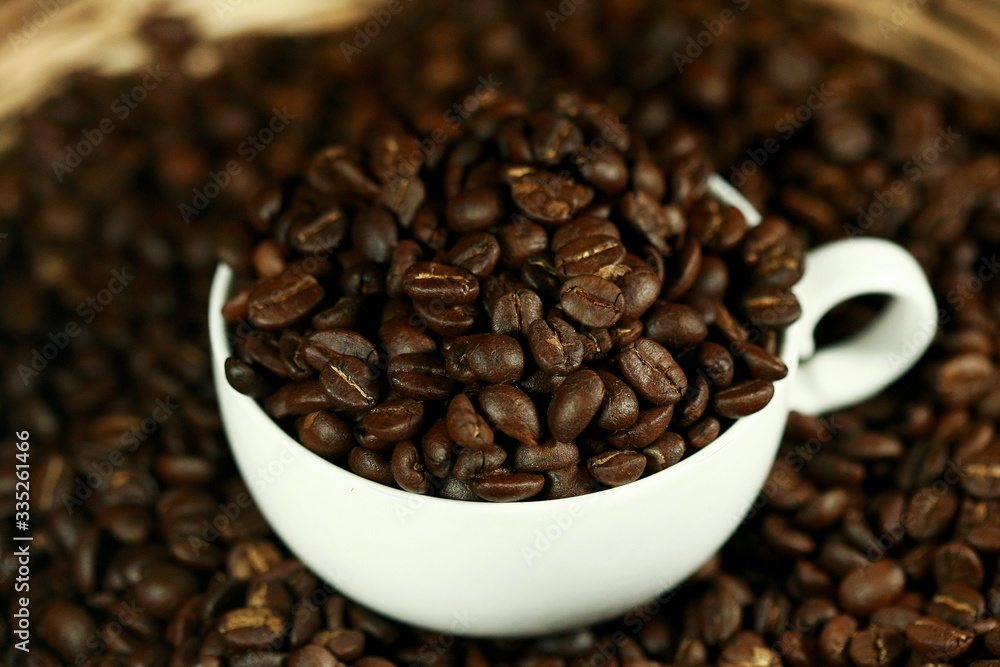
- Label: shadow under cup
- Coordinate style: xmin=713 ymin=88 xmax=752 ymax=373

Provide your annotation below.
xmin=208 ymin=174 xmax=936 ymax=637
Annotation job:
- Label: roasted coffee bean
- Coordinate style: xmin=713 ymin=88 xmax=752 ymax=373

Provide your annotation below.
xmin=587 ymin=450 xmax=646 ymax=487
xmin=642 ymin=433 xmax=686 ymax=473
xmin=510 ymin=171 xmax=593 ymax=224
xmin=420 ymin=419 xmax=454 ymax=478
xmin=217 ymin=607 xmax=286 ymax=652
xmin=697 ymin=342 xmax=735 ymax=389
xmin=412 ymin=299 xmax=478 ymax=336
xmin=352 ymin=206 xmax=399 ymax=263
xmin=740 ymin=286 xmax=802 ymax=328
xmin=453 ymin=444 xmax=508 ymax=480
xmin=319 ymin=357 xmax=380 ymax=412
xmin=386 ymin=240 xmax=423 ymax=299
xmin=713 ymin=380 xmax=775 ymax=419
xmin=847 ymin=627 xmax=904 ymax=667
xmin=547 ymin=370 xmax=606 ymax=442
xmin=304 ymin=330 xmax=378 ymax=370
xmin=379 ymin=316 xmax=437 ymax=358
xmin=446 ymin=394 xmax=494 ymax=450
xmin=676 ymin=375 xmax=710 ymax=427
xmin=265 ymin=380 xmax=340 ymax=418
xmin=226 ymin=357 xmax=272 ymax=398
xmin=838 ymin=560 xmax=907 ymax=615
xmin=687 ymin=415 xmax=722 ymax=449
xmin=644 ymin=302 xmax=708 ymax=350
xmin=528 ymin=317 xmax=584 ymax=375
xmin=357 ymin=398 xmax=424 ymax=448
xmin=580 ymin=327 xmax=614 ymax=361
xmin=618 ymin=338 xmax=688 ymax=405
xmin=402 ymin=262 xmax=479 ymax=305
xmin=445 ymin=333 xmax=524 ymax=384
xmin=347 ymin=447 xmax=394 ymax=486
xmin=932 ymin=542 xmax=985 ymax=589
xmin=559 ymin=275 xmax=625 ymax=329
xmin=491 ymin=288 xmax=544 ymax=336
xmin=545 ymin=463 xmax=594 ymax=499
xmin=446 ymin=188 xmax=505 ymax=233
xmin=962 ymin=444 xmax=1000 ymax=498
xmin=312 ymin=296 xmax=363 ymax=330
xmin=531 ymin=113 xmax=584 ymax=164
xmin=470 ymin=470 xmax=546 ymax=502
xmin=905 ymin=616 xmax=974 ymax=660
xmin=551 ymin=217 xmax=621 ymax=251
xmin=297 ymin=411 xmax=353 ymax=458
xmin=608 ymin=405 xmax=674 ymax=449
xmin=442 ymin=232 xmax=501 ymax=277
xmin=595 ymin=369 xmax=640 ymax=431
xmin=479 ymin=385 xmax=541 ymax=445
xmin=496 ymin=220 xmax=549 ymax=270
xmin=514 ymin=439 xmax=580 ymax=472
xmin=621 ymin=190 xmax=670 ymax=252
xmin=819 ymin=614 xmax=857 ymax=667
xmin=554 ymin=235 xmax=626 ymax=279
xmin=388 ymin=354 xmax=455 ymax=400
xmin=249 ymin=273 xmax=325 ymax=329
xmin=732 ymin=341 xmax=789 ymax=381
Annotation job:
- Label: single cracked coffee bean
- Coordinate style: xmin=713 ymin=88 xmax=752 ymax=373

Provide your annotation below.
xmin=645 ymin=301 xmax=708 ymax=350
xmin=509 ymin=171 xmax=593 ymax=224
xmin=319 ymin=357 xmax=380 ymax=412
xmin=740 ymin=286 xmax=802 ymax=328
xmin=528 ymin=317 xmax=584 ymax=376
xmin=388 ymin=353 xmax=455 ymax=400
xmin=445 ymin=333 xmax=524 ymax=384
xmin=514 ymin=439 xmax=580 ymax=472
xmin=713 ymin=380 xmax=775 ymax=419
xmin=402 ymin=261 xmax=479 ymax=305
xmin=838 ymin=559 xmax=907 ymax=615
xmin=618 ymin=338 xmax=688 ymax=405
xmin=595 ymin=368 xmax=640 ymax=431
xmin=547 ymin=370 xmax=606 ymax=442
xmin=479 ymin=385 xmax=541 ymax=445
xmin=491 ymin=288 xmax=544 ymax=337
xmin=470 ymin=470 xmax=545 ymax=502
xmin=446 ymin=394 xmax=494 ymax=450
xmin=642 ymin=433 xmax=686 ymax=473
xmin=587 ymin=450 xmax=646 ymax=487
xmin=297 ymin=411 xmax=353 ymax=458
xmin=905 ymin=616 xmax=974 ymax=660
xmin=554 ymin=235 xmax=625 ymax=279
xmin=442 ymin=231 xmax=501 ymax=277
xmin=559 ymin=275 xmax=624 ymax=329
xmin=356 ymin=398 xmax=424 ymax=448
xmin=248 ymin=273 xmax=325 ymax=329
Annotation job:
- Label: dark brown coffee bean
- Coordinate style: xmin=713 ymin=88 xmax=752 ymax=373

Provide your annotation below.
xmin=645 ymin=301 xmax=708 ymax=350
xmin=732 ymin=341 xmax=789 ymax=381
xmin=905 ymin=617 xmax=973 ymax=661
xmin=621 ymin=190 xmax=670 ymax=252
xmin=388 ymin=354 xmax=455 ymax=400
xmin=608 ymin=405 xmax=674 ymax=449
xmin=288 ymin=206 xmax=348 ymax=255
xmin=962 ymin=444 xmax=1000 ymax=498
xmin=545 ymin=463 xmax=594 ymax=499
xmin=531 ymin=113 xmax=583 ymax=164
xmin=39 ymin=601 xmax=99 ymax=662
xmin=609 ymin=318 xmax=644 ymax=348
xmin=304 ymin=330 xmax=378 ymax=370
xmin=932 ymin=542 xmax=984 ymax=589
xmin=312 ymin=296 xmax=363 ymax=330
xmin=412 ymin=299 xmax=477 ymax=336
xmin=347 ymin=447 xmax=394 ymax=486
xmin=838 ymin=560 xmax=907 ymax=615
xmin=385 ymin=240 xmax=423 ymax=299
xmin=762 ymin=514 xmax=816 ymax=557
xmin=445 ymin=333 xmax=524 ymax=384
xmin=218 ymin=607 xmax=285 ymax=652
xmin=265 ymin=380 xmax=340 ymax=418
xmin=554 ymin=235 xmax=626 ymax=279
xmin=642 ymin=433 xmax=686 ymax=473
xmin=697 ymin=342 xmax=735 ymax=389
xmin=927 ymin=582 xmax=984 ymax=628
xmin=580 ymin=327 xmax=614 ymax=361
xmin=578 ymin=151 xmax=629 ymax=194
xmin=442 ymin=232 xmax=501 ymax=277
xmin=847 ymin=627 xmax=904 ymax=667
xmin=523 ymin=254 xmax=561 ymax=295
xmin=528 ymin=317 xmax=584 ymax=376
xmin=819 ymin=614 xmax=857 ymax=667
xmin=249 ymin=273 xmax=325 ymax=329
xmin=421 ymin=419 xmax=455 ymax=478
xmin=289 ymin=646 xmax=339 ymax=667
xmin=687 ymin=415 xmax=721 ymax=449
xmin=559 ymin=275 xmax=624 ymax=328
xmin=496 ymin=220 xmax=549 ymax=270
xmin=713 ymin=380 xmax=775 ymax=419
xmin=478 ymin=385 xmax=541 ymax=445
xmin=453 ymin=445 xmax=507 ymax=481
xmin=470 ymin=470 xmax=545 ymax=502
xmin=740 ymin=286 xmax=802 ymax=328
xmin=587 ymin=450 xmax=646 ymax=487
xmin=936 ymin=352 xmax=995 ymax=405
xmin=615 ymin=265 xmax=660 ymax=322
xmin=547 ymin=370 xmax=606 ymax=442
xmin=510 ymin=171 xmax=593 ymax=224
xmin=319 ymin=357 xmax=379 ymax=412
xmin=595 ymin=369 xmax=640 ymax=431
xmin=551 ymin=217 xmax=621 ymax=251
xmin=618 ymin=338 xmax=688 ymax=405
xmin=226 ymin=357 xmax=271 ymax=398
xmin=446 ymin=188 xmax=505 ymax=232
xmin=379 ymin=316 xmax=437 ymax=358
xmin=357 ymin=398 xmax=424 ymax=448
xmin=906 ymin=486 xmax=959 ymax=540
xmin=446 ymin=394 xmax=494 ymax=450
xmin=514 ymin=439 xmax=580 ymax=472
xmin=402 ymin=262 xmax=479 ymax=305
xmin=297 ymin=411 xmax=353 ymax=458
xmin=351 ymin=206 xmax=398 ymax=263
xmin=491 ymin=288 xmax=544 ymax=337
xmin=676 ymin=375 xmax=710 ymax=427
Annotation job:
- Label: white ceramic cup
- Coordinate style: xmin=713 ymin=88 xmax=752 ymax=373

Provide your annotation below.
xmin=208 ymin=174 xmax=938 ymax=638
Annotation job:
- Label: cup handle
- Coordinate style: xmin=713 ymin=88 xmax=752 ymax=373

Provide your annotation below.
xmin=787 ymin=237 xmax=938 ymax=415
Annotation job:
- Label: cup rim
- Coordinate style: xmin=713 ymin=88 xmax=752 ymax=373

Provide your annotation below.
xmin=210 ymin=174 xmax=804 ymax=513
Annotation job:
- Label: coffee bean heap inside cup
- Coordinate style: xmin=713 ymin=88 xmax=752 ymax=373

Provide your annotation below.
xmin=222 ymin=95 xmax=805 ymax=501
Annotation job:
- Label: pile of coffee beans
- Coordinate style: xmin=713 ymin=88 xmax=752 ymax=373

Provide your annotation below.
xmin=3 ymin=0 xmax=1000 ymax=664
xmin=222 ymin=94 xmax=804 ymax=501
